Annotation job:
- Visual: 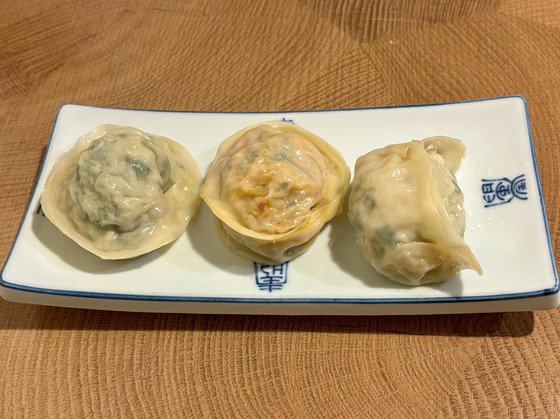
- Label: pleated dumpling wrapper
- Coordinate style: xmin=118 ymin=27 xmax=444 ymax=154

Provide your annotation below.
xmin=201 ymin=121 xmax=350 ymax=264
xmin=41 ymin=124 xmax=202 ymax=259
xmin=347 ymin=136 xmax=482 ymax=285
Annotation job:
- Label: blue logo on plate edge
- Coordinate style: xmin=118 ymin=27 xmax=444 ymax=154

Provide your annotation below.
xmin=482 ymin=174 xmax=527 ymax=208
xmin=254 ymin=262 xmax=289 ymax=292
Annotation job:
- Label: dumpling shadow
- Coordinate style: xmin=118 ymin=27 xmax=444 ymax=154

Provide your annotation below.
xmin=328 ymin=211 xmax=465 ymax=297
xmin=423 ymin=273 xmax=465 ymax=296
xmin=186 ymin=202 xmax=252 ymax=275
xmin=31 ymin=207 xmax=164 ymax=274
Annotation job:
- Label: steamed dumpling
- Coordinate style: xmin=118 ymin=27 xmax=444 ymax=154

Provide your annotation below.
xmin=41 ymin=124 xmax=202 ymax=259
xmin=201 ymin=121 xmax=350 ymax=264
xmin=348 ymin=136 xmax=482 ymax=285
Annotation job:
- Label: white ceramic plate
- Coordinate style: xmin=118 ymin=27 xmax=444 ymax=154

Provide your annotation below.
xmin=1 ymin=96 xmax=558 ymax=314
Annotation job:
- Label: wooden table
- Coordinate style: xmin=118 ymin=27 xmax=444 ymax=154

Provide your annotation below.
xmin=2 ymin=1 xmax=559 ymax=416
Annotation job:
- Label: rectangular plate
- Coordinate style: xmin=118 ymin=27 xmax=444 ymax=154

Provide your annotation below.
xmin=1 ymin=96 xmax=558 ymax=314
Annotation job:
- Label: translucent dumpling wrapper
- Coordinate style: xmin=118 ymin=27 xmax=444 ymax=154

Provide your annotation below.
xmin=41 ymin=124 xmax=202 ymax=259
xmin=347 ymin=136 xmax=482 ymax=285
xmin=201 ymin=121 xmax=350 ymax=264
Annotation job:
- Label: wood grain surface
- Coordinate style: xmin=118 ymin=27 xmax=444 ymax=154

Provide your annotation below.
xmin=1 ymin=0 xmax=560 ymax=417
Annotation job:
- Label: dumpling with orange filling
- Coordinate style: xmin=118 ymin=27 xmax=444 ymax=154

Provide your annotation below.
xmin=201 ymin=121 xmax=350 ymax=264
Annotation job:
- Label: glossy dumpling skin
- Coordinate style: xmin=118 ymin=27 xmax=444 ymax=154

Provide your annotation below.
xmin=201 ymin=121 xmax=350 ymax=264
xmin=41 ymin=124 xmax=202 ymax=259
xmin=348 ymin=136 xmax=482 ymax=285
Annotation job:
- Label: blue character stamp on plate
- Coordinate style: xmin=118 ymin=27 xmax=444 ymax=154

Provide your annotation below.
xmin=482 ymin=174 xmax=527 ymax=208
xmin=254 ymin=262 xmax=289 ymax=292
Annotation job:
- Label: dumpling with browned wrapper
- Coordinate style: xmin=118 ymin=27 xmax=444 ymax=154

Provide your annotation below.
xmin=41 ymin=124 xmax=202 ymax=259
xmin=348 ymin=136 xmax=482 ymax=285
xmin=201 ymin=121 xmax=350 ymax=264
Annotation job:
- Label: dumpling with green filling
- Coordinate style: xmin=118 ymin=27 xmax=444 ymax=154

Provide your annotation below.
xmin=347 ymin=136 xmax=482 ymax=285
xmin=201 ymin=121 xmax=350 ymax=264
xmin=41 ymin=124 xmax=202 ymax=259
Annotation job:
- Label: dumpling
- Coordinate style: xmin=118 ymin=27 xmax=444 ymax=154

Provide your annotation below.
xmin=41 ymin=124 xmax=202 ymax=259
xmin=347 ymin=136 xmax=482 ymax=285
xmin=201 ymin=121 xmax=350 ymax=264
